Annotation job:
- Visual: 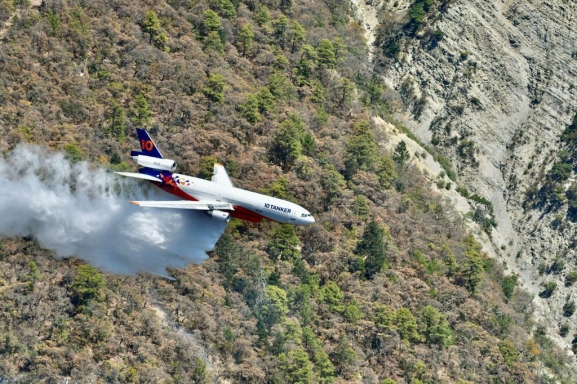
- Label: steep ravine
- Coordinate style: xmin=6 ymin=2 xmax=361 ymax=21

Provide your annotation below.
xmin=354 ymin=0 xmax=577 ymax=358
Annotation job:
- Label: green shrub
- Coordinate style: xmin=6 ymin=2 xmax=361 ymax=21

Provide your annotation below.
xmin=351 ymin=195 xmax=370 ymax=219
xmin=203 ymin=73 xmax=226 ymax=103
xmin=498 ymin=340 xmax=518 ymax=367
xmin=69 ymin=264 xmax=106 ymax=311
xmin=563 ymin=301 xmax=576 ymax=317
xmin=395 ymin=308 xmax=420 ymax=343
xmin=343 ymin=299 xmax=364 ymax=324
xmin=418 ymin=305 xmax=454 ymax=347
xmin=540 ymin=281 xmax=557 ymax=298
xmin=560 ymin=323 xmax=570 ymax=337
xmin=549 ymin=257 xmax=565 ymax=274
xmin=470 ymin=96 xmax=481 ymax=106
xmin=435 ymin=154 xmax=456 ymax=181
xmin=565 ymin=271 xmax=577 ymax=287
xmin=408 ymin=3 xmax=426 ymax=25
xmin=64 ymin=143 xmax=83 ymax=163
xmin=469 ymin=194 xmax=494 ymax=213
xmin=456 ymin=185 xmax=469 ymax=197
xmin=501 ymin=274 xmax=518 ymax=301
xmin=549 ymin=162 xmax=572 ymax=182
xmin=538 ymin=262 xmax=548 ymax=275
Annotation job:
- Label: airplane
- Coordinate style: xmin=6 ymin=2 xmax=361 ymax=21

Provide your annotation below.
xmin=116 ymin=128 xmax=315 ymax=225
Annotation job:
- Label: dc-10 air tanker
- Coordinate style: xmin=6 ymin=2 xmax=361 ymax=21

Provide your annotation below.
xmin=117 ymin=128 xmax=315 ymax=226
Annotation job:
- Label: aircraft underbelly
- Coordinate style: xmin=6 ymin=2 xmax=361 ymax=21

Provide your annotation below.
xmin=230 ymin=206 xmax=264 ymax=223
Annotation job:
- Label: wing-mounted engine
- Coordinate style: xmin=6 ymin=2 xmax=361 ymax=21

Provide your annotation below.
xmin=206 ymin=210 xmax=231 ymax=223
xmin=131 ymin=154 xmax=177 ymax=172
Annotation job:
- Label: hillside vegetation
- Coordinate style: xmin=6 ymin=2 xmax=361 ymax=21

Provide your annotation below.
xmin=370 ymin=0 xmax=577 ymax=364
xmin=0 ymin=0 xmax=574 ymax=382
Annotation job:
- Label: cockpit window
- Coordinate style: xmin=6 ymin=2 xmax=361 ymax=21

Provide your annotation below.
xmin=301 ymin=213 xmax=312 ymax=217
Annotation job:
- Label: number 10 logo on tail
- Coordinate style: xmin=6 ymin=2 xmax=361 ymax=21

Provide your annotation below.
xmin=141 ymin=140 xmax=154 ymax=151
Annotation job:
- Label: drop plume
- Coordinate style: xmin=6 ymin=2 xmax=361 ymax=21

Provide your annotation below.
xmin=0 ymin=145 xmax=227 ymax=277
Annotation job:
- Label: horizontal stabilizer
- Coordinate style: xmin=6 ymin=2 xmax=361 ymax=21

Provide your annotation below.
xmin=116 ymin=172 xmax=162 ymax=182
xmin=129 ymin=200 xmax=235 ymax=211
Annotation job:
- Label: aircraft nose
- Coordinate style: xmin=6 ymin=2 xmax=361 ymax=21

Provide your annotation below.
xmin=304 ymin=215 xmax=315 ymax=225
xmin=299 ymin=211 xmax=315 ymax=225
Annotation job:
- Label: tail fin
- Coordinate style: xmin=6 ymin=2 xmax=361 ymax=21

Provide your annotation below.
xmin=133 ymin=128 xmax=163 ymax=159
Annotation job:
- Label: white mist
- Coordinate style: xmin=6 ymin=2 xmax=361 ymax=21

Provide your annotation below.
xmin=0 ymin=145 xmax=227 ymax=276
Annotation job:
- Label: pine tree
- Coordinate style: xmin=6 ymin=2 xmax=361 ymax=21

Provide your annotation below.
xmin=274 ymin=14 xmax=289 ymax=50
xmin=26 ymin=261 xmax=40 ymax=291
xmin=356 ymin=220 xmax=387 ymax=279
xmin=460 ymin=234 xmax=485 ymax=294
xmin=203 ymin=10 xmax=221 ymax=35
xmin=393 ymin=140 xmax=410 ymax=168
xmin=418 ymin=306 xmax=454 ymax=347
xmin=241 ymin=94 xmax=260 ymax=125
xmin=279 ymin=348 xmax=313 ymax=383
xmin=332 ymin=37 xmax=346 ymax=63
xmin=204 ymin=31 xmax=224 ymax=53
xmin=143 ymin=10 xmax=161 ymax=44
xmin=344 ymin=121 xmax=377 ymax=179
xmin=395 ymin=308 xmax=420 ymax=343
xmin=280 ymin=0 xmax=293 ymax=15
xmin=267 ymin=224 xmax=301 ymax=261
xmin=69 ymin=264 xmax=106 ymax=312
xmin=317 ymin=39 xmax=336 ymax=69
xmin=260 ymin=285 xmax=289 ymax=327
xmin=378 ymin=155 xmax=398 ymax=188
xmin=303 ymin=327 xmax=335 ymax=383
xmin=289 ymin=21 xmax=306 ymax=54
xmin=498 ymin=340 xmax=518 ymax=367
xmin=270 ymin=114 xmax=305 ymax=170
xmin=333 ymin=333 xmax=358 ymax=376
xmin=256 ymin=87 xmax=276 ymax=114
xmin=351 ymin=195 xmax=370 ymax=219
xmin=374 ymin=305 xmax=395 ymax=330
xmin=320 ymin=281 xmax=344 ymax=313
xmin=203 ymin=73 xmax=226 ymax=103
xmin=320 ymin=164 xmax=346 ymax=207
xmin=133 ymin=93 xmax=151 ymax=127
xmin=338 ymin=77 xmax=355 ymax=108
xmin=107 ymin=99 xmax=126 ymax=140
xmin=47 ymin=10 xmax=61 ymax=37
xmin=199 ymin=156 xmax=218 ymax=180
xmin=301 ymin=132 xmax=316 ymax=156
xmin=238 ymin=24 xmax=254 ymax=57
xmin=295 ymin=45 xmax=317 ymax=85
xmin=213 ymin=0 xmax=236 ymax=19
xmin=254 ymin=4 xmax=271 ymax=26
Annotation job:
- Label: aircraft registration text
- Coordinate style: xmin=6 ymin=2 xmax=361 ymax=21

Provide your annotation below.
xmin=265 ymin=203 xmax=291 ymax=213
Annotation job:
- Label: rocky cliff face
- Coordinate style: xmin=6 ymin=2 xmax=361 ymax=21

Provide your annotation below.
xmin=360 ymin=0 xmax=577 ymax=355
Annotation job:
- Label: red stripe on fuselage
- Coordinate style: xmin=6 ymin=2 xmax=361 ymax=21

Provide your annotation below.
xmin=155 ymin=182 xmax=198 ymax=201
xmin=230 ymin=205 xmax=264 ymax=223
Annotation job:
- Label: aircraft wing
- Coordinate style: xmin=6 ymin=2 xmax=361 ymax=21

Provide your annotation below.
xmin=211 ymin=163 xmax=234 ymax=187
xmin=129 ymin=200 xmax=234 ymax=211
xmin=116 ymin=172 xmax=162 ymax=182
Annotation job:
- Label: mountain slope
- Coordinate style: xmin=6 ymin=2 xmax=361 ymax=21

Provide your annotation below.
xmin=0 ymin=0 xmax=574 ymax=382
xmin=370 ymin=0 xmax=577 ymax=362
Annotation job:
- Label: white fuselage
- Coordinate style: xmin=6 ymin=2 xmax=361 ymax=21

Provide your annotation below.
xmin=170 ymin=173 xmax=315 ymax=225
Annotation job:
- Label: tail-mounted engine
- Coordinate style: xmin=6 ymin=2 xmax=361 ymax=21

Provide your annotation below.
xmin=132 ymin=154 xmax=177 ymax=172
xmin=206 ymin=210 xmax=231 ymax=223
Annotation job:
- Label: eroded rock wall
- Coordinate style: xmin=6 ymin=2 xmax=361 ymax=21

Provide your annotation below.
xmin=367 ymin=0 xmax=577 ymax=353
